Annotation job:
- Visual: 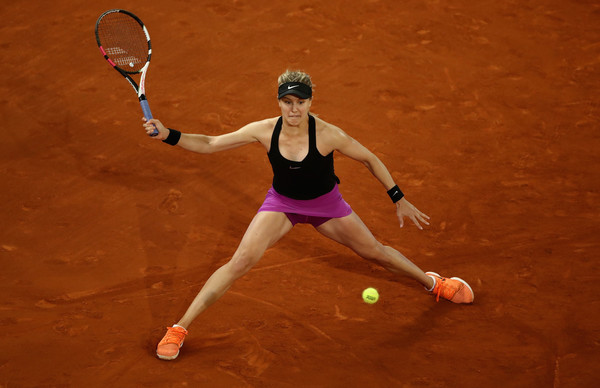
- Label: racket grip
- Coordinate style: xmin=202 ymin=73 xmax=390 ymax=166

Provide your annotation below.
xmin=140 ymin=99 xmax=159 ymax=137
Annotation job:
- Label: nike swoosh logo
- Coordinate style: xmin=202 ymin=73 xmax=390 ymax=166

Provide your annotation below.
xmin=289 ymin=166 xmax=301 ymax=169
xmin=288 ymin=85 xmax=300 ymax=89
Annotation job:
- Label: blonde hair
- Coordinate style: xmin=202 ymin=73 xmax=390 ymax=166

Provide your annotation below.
xmin=278 ymin=69 xmax=313 ymax=88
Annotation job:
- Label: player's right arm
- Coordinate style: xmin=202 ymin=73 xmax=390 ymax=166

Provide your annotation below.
xmin=143 ymin=118 xmax=271 ymax=154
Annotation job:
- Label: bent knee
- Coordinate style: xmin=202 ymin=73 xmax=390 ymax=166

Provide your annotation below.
xmin=228 ymin=250 xmax=261 ymax=278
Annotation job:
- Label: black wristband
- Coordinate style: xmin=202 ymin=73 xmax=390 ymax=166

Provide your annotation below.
xmin=387 ymin=184 xmax=404 ymax=203
xmin=162 ymin=128 xmax=181 ymax=146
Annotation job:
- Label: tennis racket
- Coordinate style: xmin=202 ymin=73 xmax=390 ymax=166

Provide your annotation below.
xmin=95 ymin=9 xmax=158 ymax=136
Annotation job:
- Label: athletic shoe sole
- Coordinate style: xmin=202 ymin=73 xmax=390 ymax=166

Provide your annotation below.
xmin=157 ymin=350 xmax=180 ymax=361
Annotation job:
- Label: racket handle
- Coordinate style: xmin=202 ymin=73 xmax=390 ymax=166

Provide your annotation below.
xmin=140 ymin=99 xmax=159 ymax=137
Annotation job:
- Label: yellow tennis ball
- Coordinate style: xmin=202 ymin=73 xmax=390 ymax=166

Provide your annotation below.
xmin=362 ymin=287 xmax=379 ymax=304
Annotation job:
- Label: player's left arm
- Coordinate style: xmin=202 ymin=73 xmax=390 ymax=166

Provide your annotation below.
xmin=327 ymin=125 xmax=430 ymax=229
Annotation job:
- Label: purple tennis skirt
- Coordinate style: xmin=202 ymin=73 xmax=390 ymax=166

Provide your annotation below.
xmin=258 ymin=184 xmax=353 ymax=226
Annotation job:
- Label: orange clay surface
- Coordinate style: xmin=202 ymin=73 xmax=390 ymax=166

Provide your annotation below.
xmin=1 ymin=1 xmax=599 ymax=387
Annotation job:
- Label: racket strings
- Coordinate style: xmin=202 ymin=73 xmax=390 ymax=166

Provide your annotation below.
xmin=97 ymin=13 xmax=149 ymax=73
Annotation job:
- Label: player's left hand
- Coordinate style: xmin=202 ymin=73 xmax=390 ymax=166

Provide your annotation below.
xmin=395 ymin=198 xmax=430 ymax=230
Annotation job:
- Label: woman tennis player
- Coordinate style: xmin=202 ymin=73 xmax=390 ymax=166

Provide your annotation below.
xmin=143 ymin=70 xmax=474 ymax=361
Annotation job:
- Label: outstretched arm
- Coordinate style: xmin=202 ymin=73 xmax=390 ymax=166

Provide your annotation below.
xmin=328 ymin=126 xmax=430 ymax=229
xmin=142 ymin=118 xmax=267 ymax=154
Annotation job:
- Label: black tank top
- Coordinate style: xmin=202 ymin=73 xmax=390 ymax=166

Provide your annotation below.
xmin=268 ymin=115 xmax=340 ymax=200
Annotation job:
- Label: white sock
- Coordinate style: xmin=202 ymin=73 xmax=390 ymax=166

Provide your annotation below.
xmin=173 ymin=324 xmax=187 ymax=330
xmin=426 ymin=276 xmax=436 ymax=292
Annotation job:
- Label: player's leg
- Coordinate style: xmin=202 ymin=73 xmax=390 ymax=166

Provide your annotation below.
xmin=157 ymin=211 xmax=292 ymax=360
xmin=315 ymin=212 xmax=474 ymax=304
xmin=316 ymin=212 xmax=433 ymax=287
xmin=179 ymin=211 xmax=292 ymax=327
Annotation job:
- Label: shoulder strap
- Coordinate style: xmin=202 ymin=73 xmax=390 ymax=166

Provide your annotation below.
xmin=269 ymin=117 xmax=283 ymax=154
xmin=308 ymin=115 xmax=317 ymax=151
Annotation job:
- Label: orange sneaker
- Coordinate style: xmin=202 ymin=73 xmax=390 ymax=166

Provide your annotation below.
xmin=426 ymin=272 xmax=474 ymax=304
xmin=156 ymin=326 xmax=188 ymax=360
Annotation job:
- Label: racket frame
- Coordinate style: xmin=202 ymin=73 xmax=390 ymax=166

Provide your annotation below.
xmin=95 ymin=9 xmax=157 ymax=135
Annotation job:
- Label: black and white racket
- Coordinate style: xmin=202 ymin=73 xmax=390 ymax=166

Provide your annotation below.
xmin=95 ymin=9 xmax=158 ymax=136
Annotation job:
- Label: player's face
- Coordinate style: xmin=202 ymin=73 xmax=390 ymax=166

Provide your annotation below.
xmin=278 ymin=95 xmax=312 ymax=126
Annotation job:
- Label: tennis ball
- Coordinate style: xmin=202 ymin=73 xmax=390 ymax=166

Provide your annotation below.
xmin=362 ymin=287 xmax=379 ymax=304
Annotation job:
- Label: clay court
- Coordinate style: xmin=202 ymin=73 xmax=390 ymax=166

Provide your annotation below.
xmin=1 ymin=0 xmax=599 ymax=387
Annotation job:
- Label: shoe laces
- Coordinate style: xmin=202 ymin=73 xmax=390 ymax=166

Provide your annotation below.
xmin=160 ymin=326 xmax=187 ymax=345
xmin=434 ymin=277 xmax=456 ymax=302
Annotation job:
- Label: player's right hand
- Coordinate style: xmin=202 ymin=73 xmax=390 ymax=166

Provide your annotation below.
xmin=142 ymin=117 xmax=169 ymax=140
